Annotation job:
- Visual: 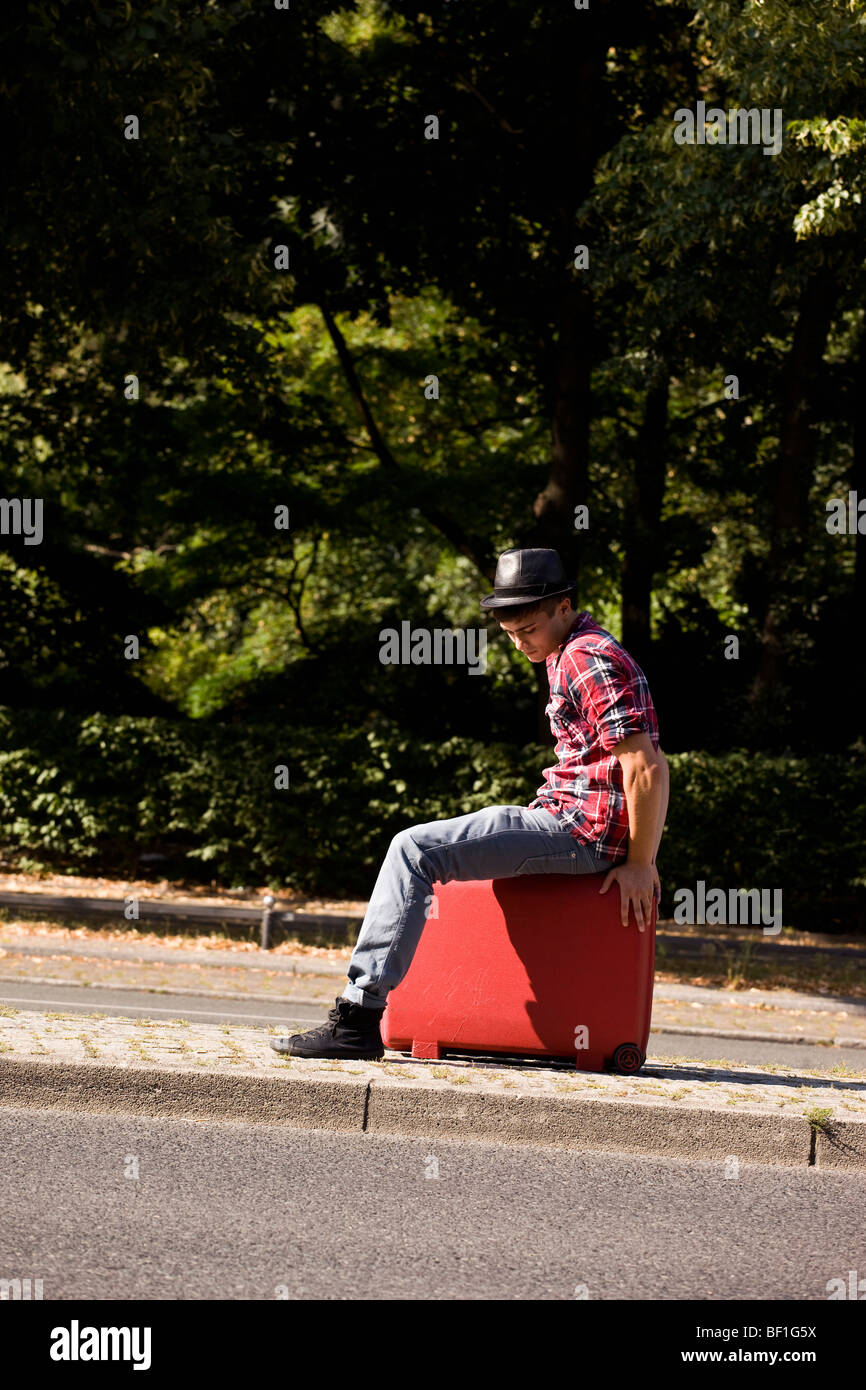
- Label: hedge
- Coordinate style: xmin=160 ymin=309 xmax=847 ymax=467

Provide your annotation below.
xmin=0 ymin=708 xmax=863 ymax=930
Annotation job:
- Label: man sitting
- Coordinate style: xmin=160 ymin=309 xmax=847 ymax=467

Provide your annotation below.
xmin=270 ymin=547 xmax=669 ymax=1060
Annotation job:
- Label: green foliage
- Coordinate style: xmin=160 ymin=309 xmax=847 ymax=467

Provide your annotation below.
xmin=1 ymin=0 xmax=863 ymax=752
xmin=1 ymin=0 xmax=865 ymax=932
xmin=0 ymin=707 xmax=544 ymax=896
xmin=663 ymin=749 xmax=866 ymax=930
xmin=0 ymin=709 xmax=863 ymax=929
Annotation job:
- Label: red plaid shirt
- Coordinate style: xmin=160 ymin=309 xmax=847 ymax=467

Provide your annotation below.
xmin=528 ymin=610 xmax=659 ymax=862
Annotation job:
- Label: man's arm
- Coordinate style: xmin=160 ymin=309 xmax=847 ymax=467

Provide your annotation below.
xmin=599 ymin=732 xmax=667 ymax=930
xmin=652 ymin=747 xmax=670 ymax=865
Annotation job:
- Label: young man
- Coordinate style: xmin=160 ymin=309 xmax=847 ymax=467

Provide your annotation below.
xmin=270 ymin=547 xmax=669 ymax=1060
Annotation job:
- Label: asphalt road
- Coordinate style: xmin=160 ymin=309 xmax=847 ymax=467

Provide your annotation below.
xmin=1 ymin=977 xmax=863 ymax=1072
xmin=1 ymin=1106 xmax=863 ymax=1301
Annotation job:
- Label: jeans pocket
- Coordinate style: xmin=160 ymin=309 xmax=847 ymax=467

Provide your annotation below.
xmin=512 ymin=851 xmax=578 ymax=876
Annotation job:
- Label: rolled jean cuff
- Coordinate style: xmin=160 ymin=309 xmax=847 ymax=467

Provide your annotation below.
xmin=341 ymin=984 xmax=387 ymax=1010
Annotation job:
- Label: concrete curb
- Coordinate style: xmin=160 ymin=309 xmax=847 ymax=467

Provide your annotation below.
xmin=2 ymin=1052 xmax=863 ymax=1172
xmin=0 ymin=1055 xmax=368 ymax=1132
xmin=366 ymin=1074 xmax=813 ymax=1167
xmin=649 ymin=1023 xmax=865 ymax=1048
xmin=0 ymin=973 xmax=338 ymax=1008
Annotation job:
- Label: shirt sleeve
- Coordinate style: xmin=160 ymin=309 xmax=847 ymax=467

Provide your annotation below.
xmin=564 ymin=646 xmax=655 ymax=752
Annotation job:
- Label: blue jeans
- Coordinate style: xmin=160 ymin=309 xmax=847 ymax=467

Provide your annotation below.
xmin=341 ymin=804 xmax=620 ymax=1009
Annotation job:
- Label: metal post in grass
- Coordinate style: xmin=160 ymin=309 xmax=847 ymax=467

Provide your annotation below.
xmin=260 ymin=894 xmax=276 ymax=950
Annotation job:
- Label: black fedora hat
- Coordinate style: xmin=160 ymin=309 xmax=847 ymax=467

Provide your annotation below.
xmin=480 ymin=548 xmax=576 ymax=610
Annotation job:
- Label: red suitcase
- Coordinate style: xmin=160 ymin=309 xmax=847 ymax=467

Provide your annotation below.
xmin=380 ymin=873 xmax=656 ymax=1072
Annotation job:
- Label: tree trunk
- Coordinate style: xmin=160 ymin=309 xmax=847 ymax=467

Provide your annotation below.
xmin=850 ymin=328 xmax=866 ymax=711
xmin=528 ymin=14 xmax=610 ymax=595
xmin=621 ymin=373 xmax=670 ymax=672
xmin=531 ymin=278 xmax=594 ymax=591
xmin=750 ymin=271 xmax=837 ymax=709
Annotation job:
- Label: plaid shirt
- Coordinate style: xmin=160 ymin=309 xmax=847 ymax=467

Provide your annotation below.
xmin=528 ymin=610 xmax=659 ymax=862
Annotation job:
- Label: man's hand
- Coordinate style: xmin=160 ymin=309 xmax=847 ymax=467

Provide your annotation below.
xmin=599 ymin=860 xmax=658 ymax=931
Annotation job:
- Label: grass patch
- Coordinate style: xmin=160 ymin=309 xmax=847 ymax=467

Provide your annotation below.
xmin=656 ymin=947 xmax=866 ymax=999
xmin=804 ymin=1105 xmax=834 ymax=1132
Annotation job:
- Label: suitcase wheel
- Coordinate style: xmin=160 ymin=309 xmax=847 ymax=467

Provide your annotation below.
xmin=610 ymin=1043 xmax=645 ymax=1075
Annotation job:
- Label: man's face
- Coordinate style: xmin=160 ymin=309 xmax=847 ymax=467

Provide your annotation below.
xmin=499 ymin=599 xmax=576 ymax=662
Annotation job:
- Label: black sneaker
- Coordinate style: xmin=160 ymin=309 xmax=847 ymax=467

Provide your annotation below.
xmin=269 ymin=995 xmax=385 ymax=1060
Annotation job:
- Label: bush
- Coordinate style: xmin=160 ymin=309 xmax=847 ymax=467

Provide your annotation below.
xmin=0 ymin=708 xmax=543 ymax=897
xmin=0 ymin=708 xmax=863 ymax=929
xmin=662 ymin=749 xmax=866 ymax=932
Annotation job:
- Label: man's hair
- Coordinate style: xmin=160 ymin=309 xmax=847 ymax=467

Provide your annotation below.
xmin=496 ymin=591 xmax=576 ymax=624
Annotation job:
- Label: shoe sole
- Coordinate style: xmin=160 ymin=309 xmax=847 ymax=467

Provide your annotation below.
xmin=269 ymin=1039 xmax=384 ymax=1061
